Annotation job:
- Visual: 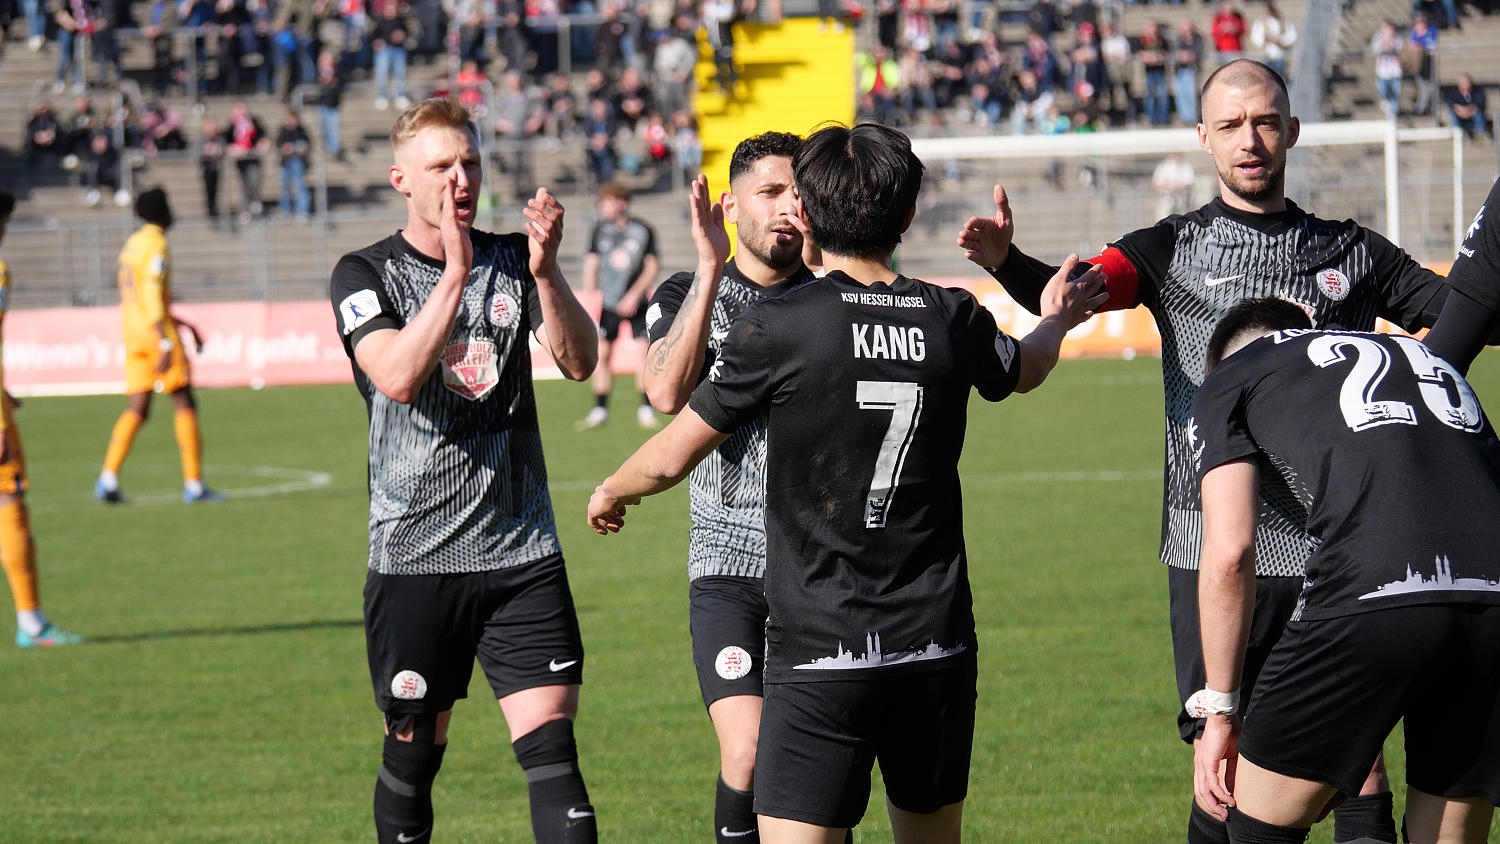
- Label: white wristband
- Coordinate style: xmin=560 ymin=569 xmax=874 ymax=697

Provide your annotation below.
xmin=1185 ymin=686 xmax=1240 ymax=717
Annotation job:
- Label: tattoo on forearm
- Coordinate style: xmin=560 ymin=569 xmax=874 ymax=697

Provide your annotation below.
xmin=646 ymin=271 xmax=709 ymax=376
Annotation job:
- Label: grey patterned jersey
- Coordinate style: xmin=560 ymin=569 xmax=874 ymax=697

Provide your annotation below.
xmin=1109 ymin=198 xmax=1448 ymax=576
xmin=645 ymin=260 xmax=814 ymax=580
xmin=331 ymin=231 xmax=561 ymax=575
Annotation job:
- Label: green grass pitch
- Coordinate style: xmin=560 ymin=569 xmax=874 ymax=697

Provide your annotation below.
xmin=5 ymin=354 xmax=1499 ymax=842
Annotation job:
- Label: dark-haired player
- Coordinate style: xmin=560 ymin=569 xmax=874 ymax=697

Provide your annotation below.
xmin=329 ymin=97 xmax=600 ymax=844
xmin=955 ymin=58 xmax=1476 ymax=843
xmin=0 ymin=190 xmax=82 ymax=648
xmin=94 ymin=187 xmax=217 ymax=504
xmin=589 ymin=122 xmax=1105 ymax=844
xmin=1191 ymin=297 xmax=1500 ymax=843
xmin=639 ymin=131 xmax=817 ymax=843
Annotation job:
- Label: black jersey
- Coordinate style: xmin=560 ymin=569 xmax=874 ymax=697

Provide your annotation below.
xmin=1446 ymin=178 xmax=1500 ymax=313
xmin=1192 ymin=329 xmax=1500 ymax=619
xmin=330 ymin=230 xmax=561 ymax=576
xmin=1111 ymin=197 xmax=1449 ymax=576
xmin=645 ymin=260 xmax=815 ymax=581
xmin=688 ymin=271 xmax=1024 ymax=683
xmin=588 ymin=217 xmax=656 ymax=309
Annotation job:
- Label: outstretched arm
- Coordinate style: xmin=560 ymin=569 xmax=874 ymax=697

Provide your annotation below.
xmin=957 ymin=183 xmax=1061 ymax=315
xmin=1014 ymin=255 xmax=1109 ymax=393
xmin=588 ymin=408 xmax=728 ymax=534
xmin=641 ymin=175 xmax=730 ymax=413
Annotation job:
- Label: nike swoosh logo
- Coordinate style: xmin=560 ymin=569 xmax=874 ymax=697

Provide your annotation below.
xmin=549 ymin=659 xmax=579 ymax=672
xmin=396 ymin=830 xmax=429 ymax=842
xmin=1204 ymin=274 xmax=1244 ymax=287
xmin=567 ymin=807 xmax=596 ymax=819
xmin=721 ymin=827 xmax=756 ymax=838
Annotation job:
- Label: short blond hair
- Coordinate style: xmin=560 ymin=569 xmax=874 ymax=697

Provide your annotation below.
xmin=391 ymin=97 xmax=477 ymax=152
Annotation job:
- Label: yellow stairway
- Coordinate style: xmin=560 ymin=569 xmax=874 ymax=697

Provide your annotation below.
xmin=693 ymin=17 xmax=856 ymax=190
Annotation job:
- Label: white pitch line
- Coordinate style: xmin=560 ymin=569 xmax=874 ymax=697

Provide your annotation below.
xmin=87 ymin=465 xmax=334 ymax=506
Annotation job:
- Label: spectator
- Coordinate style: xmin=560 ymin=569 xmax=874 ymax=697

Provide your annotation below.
xmin=1249 ymin=2 xmax=1296 ymax=79
xmin=934 ymin=38 xmax=969 ymax=109
xmin=1138 ymin=19 xmax=1171 ymax=126
xmin=1069 ymin=21 xmax=1106 ymax=102
xmin=1027 ymin=0 xmax=1059 ymax=39
xmin=1021 ymin=30 xmax=1058 ymax=92
xmin=596 ymin=0 xmax=632 ymax=73
xmin=22 ymin=0 xmax=47 ymax=50
xmin=669 ymin=110 xmax=701 ymax=177
xmin=24 ymin=101 xmax=63 ymax=167
xmin=1171 ymin=17 xmax=1203 ymax=124
xmin=91 ymin=0 xmax=123 ymax=85
xmin=613 ymin=66 xmax=655 ymax=132
xmin=271 ymin=0 xmax=319 ymax=98
xmin=1415 ymin=0 xmax=1461 ymax=30
xmin=543 ymin=72 xmax=581 ymax=138
xmin=178 ymin=0 xmax=217 ymax=96
xmin=212 ymin=0 xmax=254 ymax=95
xmin=225 ymin=101 xmax=269 ymax=218
xmin=703 ymin=0 xmax=738 ymax=95
xmin=441 ymin=0 xmax=486 ymax=66
xmin=581 ymin=96 xmax=617 ymax=185
xmin=855 ymin=46 xmax=900 ymax=126
xmin=1407 ymin=13 xmax=1438 ymax=115
xmin=897 ymin=44 xmax=937 ymax=122
xmin=315 ymin=50 xmax=344 ymax=160
xmin=872 ymin=0 xmax=898 ymax=50
xmin=1209 ymin=0 xmax=1246 ymax=63
xmin=495 ymin=0 xmax=532 ymax=72
xmin=198 ymin=115 xmax=226 ymax=223
xmin=965 ymin=55 xmax=1008 ymax=127
xmin=642 ymin=111 xmax=671 ymax=167
xmin=1371 ymin=20 xmax=1404 ymax=117
xmin=1100 ymin=21 xmax=1135 ymax=123
xmin=371 ymin=0 xmax=411 ymax=110
xmin=1152 ymin=150 xmax=1194 ymax=218
xmin=276 ymin=109 xmax=312 ymax=219
xmin=1446 ymin=73 xmax=1490 ymax=139
xmin=140 ymin=101 xmax=187 ymax=154
xmin=653 ymin=15 xmax=698 ymax=116
xmin=453 ymin=57 xmax=488 ymax=114
xmin=1010 ymin=68 xmax=1055 ymax=134
xmin=50 ymin=0 xmax=96 ymax=94
xmin=60 ymin=95 xmax=98 ymax=170
xmin=80 ymin=130 xmax=127 ymax=208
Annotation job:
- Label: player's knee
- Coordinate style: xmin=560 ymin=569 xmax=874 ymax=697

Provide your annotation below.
xmin=1226 ymin=806 xmax=1311 ymax=843
xmin=380 ymin=714 xmax=447 ymax=794
xmin=719 ymin=733 xmax=757 ymax=786
xmin=512 ymin=717 xmax=580 ymax=776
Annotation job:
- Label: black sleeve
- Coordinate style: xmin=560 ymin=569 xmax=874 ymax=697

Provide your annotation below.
xmin=1421 ymin=287 xmax=1496 ymax=376
xmin=985 ymin=244 xmax=1060 ymax=316
xmin=1190 ymin=361 xmax=1261 ymax=481
xmin=330 ymin=253 xmax=401 ymax=358
xmin=644 ymin=271 xmax=693 ymax=344
xmin=1364 ymin=227 xmax=1449 ymax=332
xmin=688 ymin=305 xmax=775 ymax=435
xmin=1445 ymin=178 xmax=1500 ymax=313
xmin=963 ymin=294 xmax=1022 ymax=402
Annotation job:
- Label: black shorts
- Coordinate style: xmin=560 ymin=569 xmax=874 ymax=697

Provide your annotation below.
xmin=689 ymin=576 xmax=767 ymax=708
xmin=364 ymin=554 xmax=586 ymax=715
xmin=754 ymin=656 xmax=977 ymax=829
xmin=599 ymin=307 xmax=647 ymax=343
xmin=1240 ymin=604 xmax=1500 ymax=802
xmin=1169 ymin=565 xmax=1303 ymax=743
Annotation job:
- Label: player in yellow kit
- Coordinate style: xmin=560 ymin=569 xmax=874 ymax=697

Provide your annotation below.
xmin=94 ymin=188 xmax=219 ymax=504
xmin=0 ymin=189 xmax=83 ymax=647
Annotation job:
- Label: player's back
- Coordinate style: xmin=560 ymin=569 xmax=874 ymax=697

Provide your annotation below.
xmin=726 ymin=270 xmax=1021 ymax=681
xmin=117 ymin=224 xmax=172 ymax=345
xmin=1195 ymin=329 xmax=1500 ymax=618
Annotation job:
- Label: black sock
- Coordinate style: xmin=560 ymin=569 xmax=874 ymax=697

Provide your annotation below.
xmin=638 ymin=393 xmax=651 ymax=408
xmin=513 ymin=719 xmax=597 ymax=844
xmin=594 ymin=394 xmax=608 ymax=410
xmin=373 ymin=737 xmax=446 ymax=844
xmin=1333 ymin=792 xmax=1397 ymax=843
xmin=1226 ymin=806 xmax=1310 ymax=844
xmin=1189 ymin=800 xmax=1232 ymax=844
xmin=715 ymin=776 xmax=758 ymax=842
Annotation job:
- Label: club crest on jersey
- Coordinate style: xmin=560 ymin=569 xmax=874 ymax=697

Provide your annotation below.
xmin=391 ymin=670 xmax=428 ymax=701
xmin=1316 ymin=268 xmax=1351 ymax=302
xmin=441 ymin=340 xmax=499 ymax=399
xmin=715 ymin=646 xmax=753 ymax=680
xmin=489 ymin=292 xmax=520 ymax=329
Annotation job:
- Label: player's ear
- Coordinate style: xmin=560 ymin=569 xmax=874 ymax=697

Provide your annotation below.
xmin=1286 ymin=115 xmax=1300 ymax=150
xmin=721 ymin=190 xmax=738 ymax=224
xmin=1197 ymin=122 xmax=1212 ymax=156
xmin=389 ymin=164 xmax=409 ymax=197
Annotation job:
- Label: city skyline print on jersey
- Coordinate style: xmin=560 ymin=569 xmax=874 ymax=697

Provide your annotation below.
xmin=792 ymin=631 xmax=966 ymax=671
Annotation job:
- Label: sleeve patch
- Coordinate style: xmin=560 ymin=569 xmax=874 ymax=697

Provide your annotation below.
xmin=645 ymin=301 xmax=663 ymax=333
xmin=339 ymin=289 xmax=383 ymax=336
xmin=149 ymin=255 xmax=168 ymax=276
xmin=994 ymin=332 xmax=1017 ymax=371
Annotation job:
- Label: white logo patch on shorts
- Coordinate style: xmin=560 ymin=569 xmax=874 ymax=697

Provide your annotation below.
xmin=1316 ymin=268 xmax=1351 ymax=302
xmin=715 ymin=646 xmax=753 ymax=681
xmin=340 ymin=289 xmax=382 ymax=335
xmin=489 ymin=292 xmax=520 ymax=329
xmin=391 ymin=670 xmax=428 ymax=701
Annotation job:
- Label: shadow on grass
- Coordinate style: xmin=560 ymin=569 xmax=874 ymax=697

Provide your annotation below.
xmin=87 ymin=618 xmax=362 ymax=644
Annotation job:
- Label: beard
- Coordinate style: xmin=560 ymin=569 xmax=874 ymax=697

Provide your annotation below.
xmin=738 ymin=222 xmax=803 ymax=272
xmin=1219 ymin=158 xmax=1285 ymax=205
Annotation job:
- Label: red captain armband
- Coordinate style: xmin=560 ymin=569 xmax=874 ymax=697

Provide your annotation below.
xmin=1085 ymin=247 xmax=1139 ymax=312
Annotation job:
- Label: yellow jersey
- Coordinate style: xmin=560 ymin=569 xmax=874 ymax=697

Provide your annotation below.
xmin=0 ymin=257 xmax=9 ymax=433
xmin=117 ymin=223 xmax=179 ymax=350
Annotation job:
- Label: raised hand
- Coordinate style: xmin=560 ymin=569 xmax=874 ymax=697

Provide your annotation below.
xmin=688 ymin=174 xmax=730 ymax=270
xmin=956 ymin=183 xmax=1016 ymax=268
xmin=1040 ymin=254 xmax=1109 ymax=330
xmin=441 ymin=174 xmax=473 ymax=277
xmin=524 ymin=187 xmax=565 ymax=279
